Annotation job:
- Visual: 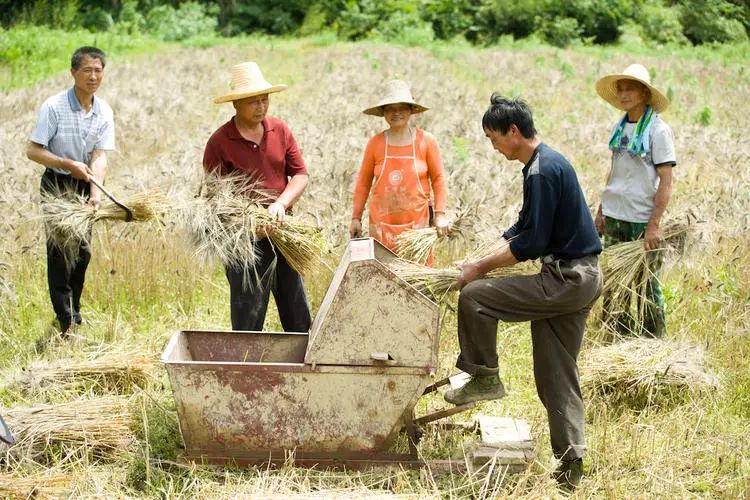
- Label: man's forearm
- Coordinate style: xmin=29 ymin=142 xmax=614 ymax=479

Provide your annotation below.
xmin=277 ymin=174 xmax=309 ymax=208
xmin=648 ymin=168 xmax=673 ymax=228
xmin=27 ymin=143 xmax=70 ymax=171
xmin=477 ymin=238 xmax=519 ymax=273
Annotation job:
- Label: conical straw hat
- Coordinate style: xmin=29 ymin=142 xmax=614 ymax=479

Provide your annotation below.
xmin=213 ymin=62 xmax=287 ymax=104
xmin=362 ymin=80 xmax=429 ymax=116
xmin=595 ymin=63 xmax=669 ymax=113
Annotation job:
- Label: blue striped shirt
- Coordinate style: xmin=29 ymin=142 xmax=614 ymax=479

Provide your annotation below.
xmin=30 ymin=87 xmax=115 ymax=175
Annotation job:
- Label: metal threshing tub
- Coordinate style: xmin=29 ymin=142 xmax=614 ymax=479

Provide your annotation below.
xmin=162 ymin=238 xmax=441 ymax=464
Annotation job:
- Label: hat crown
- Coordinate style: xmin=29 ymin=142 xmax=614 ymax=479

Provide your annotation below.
xmin=620 ymin=63 xmax=651 ymax=85
xmin=381 ymin=79 xmax=415 ymax=104
xmin=230 ymin=62 xmax=269 ymax=91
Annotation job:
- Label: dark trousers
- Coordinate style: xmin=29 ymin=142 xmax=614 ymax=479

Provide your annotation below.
xmin=456 ymin=255 xmax=602 ymax=460
xmin=224 ymin=237 xmax=312 ymax=332
xmin=41 ymin=169 xmax=91 ymax=329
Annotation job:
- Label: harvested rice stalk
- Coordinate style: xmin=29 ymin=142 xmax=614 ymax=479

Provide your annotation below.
xmin=395 ymin=211 xmax=474 ymax=264
xmin=0 ymin=472 xmax=71 ymax=498
xmin=183 ymin=171 xmax=328 ymax=286
xmin=600 ymin=217 xmax=693 ymax=326
xmin=40 ymin=189 xmax=170 ymax=253
xmin=580 ymin=338 xmax=720 ymax=410
xmin=5 ymin=396 xmax=135 ymax=464
xmin=5 ymin=353 xmax=157 ymax=397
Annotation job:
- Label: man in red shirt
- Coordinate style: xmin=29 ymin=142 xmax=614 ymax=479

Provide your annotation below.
xmin=203 ymin=61 xmax=311 ymax=332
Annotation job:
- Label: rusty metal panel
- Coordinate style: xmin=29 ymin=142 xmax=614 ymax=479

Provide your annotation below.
xmin=183 ymin=330 xmax=308 ymax=363
xmin=306 ymin=238 xmax=440 ymax=370
xmin=163 ymin=331 xmax=428 ymax=457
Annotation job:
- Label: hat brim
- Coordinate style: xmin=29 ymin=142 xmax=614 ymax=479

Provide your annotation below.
xmin=595 ymin=75 xmax=669 ymax=114
xmin=362 ymin=101 xmax=430 ymax=117
xmin=213 ymin=84 xmax=287 ymax=104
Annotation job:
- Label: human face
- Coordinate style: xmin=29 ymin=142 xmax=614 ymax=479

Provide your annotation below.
xmin=71 ymin=55 xmax=104 ymax=96
xmin=233 ymin=94 xmax=270 ymax=127
xmin=485 ymin=127 xmax=519 ymax=161
xmin=383 ymin=103 xmax=412 ymax=129
xmin=616 ymin=79 xmax=650 ymax=115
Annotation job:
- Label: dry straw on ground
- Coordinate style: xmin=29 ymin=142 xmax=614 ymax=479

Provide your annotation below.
xmin=0 ymin=471 xmax=71 ymax=498
xmin=4 ymin=396 xmax=135 ymax=465
xmin=4 ymin=352 xmax=156 ymax=397
xmin=182 ymin=171 xmax=327 ymax=286
xmin=580 ymin=338 xmax=720 ymax=410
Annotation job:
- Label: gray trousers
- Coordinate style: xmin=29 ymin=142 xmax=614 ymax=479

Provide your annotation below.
xmin=456 ymin=255 xmax=602 ymax=460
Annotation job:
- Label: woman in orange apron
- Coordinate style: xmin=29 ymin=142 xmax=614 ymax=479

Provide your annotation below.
xmin=350 ymin=80 xmax=448 ymax=263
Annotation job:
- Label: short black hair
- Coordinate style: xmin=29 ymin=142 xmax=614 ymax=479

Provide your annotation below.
xmin=71 ymin=46 xmax=106 ymax=70
xmin=482 ymin=94 xmax=537 ymax=138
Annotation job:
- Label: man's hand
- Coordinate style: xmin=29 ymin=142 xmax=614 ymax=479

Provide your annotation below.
xmin=595 ymin=211 xmax=605 ymax=235
xmin=457 ymin=261 xmax=485 ymax=290
xmin=434 ymin=212 xmax=449 ymax=237
xmin=349 ymin=218 xmax=362 ymax=238
xmin=67 ymin=160 xmax=90 ymax=182
xmin=644 ymin=223 xmax=661 ymax=251
xmin=267 ymin=201 xmax=286 ymax=223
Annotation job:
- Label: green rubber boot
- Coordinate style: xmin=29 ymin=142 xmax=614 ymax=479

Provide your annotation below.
xmin=444 ymin=374 xmax=506 ymax=405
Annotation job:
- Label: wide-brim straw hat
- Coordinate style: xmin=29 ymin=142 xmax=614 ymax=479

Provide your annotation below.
xmin=213 ymin=61 xmax=287 ymax=104
xmin=595 ymin=63 xmax=670 ymax=114
xmin=362 ymin=79 xmax=429 ymax=116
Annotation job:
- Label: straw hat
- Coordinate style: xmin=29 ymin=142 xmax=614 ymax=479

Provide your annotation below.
xmin=362 ymin=80 xmax=429 ymax=116
xmin=595 ymin=63 xmax=670 ymax=113
xmin=213 ymin=62 xmax=287 ymax=104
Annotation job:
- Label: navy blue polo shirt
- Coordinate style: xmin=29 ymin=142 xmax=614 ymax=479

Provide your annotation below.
xmin=503 ymin=143 xmax=602 ymax=261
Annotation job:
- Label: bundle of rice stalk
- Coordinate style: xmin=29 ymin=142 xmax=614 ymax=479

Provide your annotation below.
xmin=395 ymin=210 xmax=474 ymax=264
xmin=389 ymin=236 xmax=536 ymax=298
xmin=580 ymin=338 xmax=720 ymax=410
xmin=5 ymin=353 xmax=156 ymax=397
xmin=40 ymin=188 xmax=170 ymax=252
xmin=185 ymin=171 xmax=327 ymax=285
xmin=600 ymin=217 xmax=692 ymax=317
xmin=4 ymin=396 xmax=135 ymax=464
xmin=0 ymin=472 xmax=71 ymax=498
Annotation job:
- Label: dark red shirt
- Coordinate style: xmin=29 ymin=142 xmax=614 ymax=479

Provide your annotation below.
xmin=203 ymin=116 xmax=308 ymax=195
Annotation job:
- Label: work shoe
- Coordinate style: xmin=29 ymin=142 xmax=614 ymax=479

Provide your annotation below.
xmin=554 ymin=458 xmax=583 ymax=491
xmin=444 ymin=374 xmax=506 ymax=405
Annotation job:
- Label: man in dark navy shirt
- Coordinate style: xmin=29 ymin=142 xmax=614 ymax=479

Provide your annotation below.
xmin=444 ymin=95 xmax=602 ymax=490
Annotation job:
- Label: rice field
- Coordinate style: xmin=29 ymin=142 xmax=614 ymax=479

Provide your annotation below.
xmin=1 ymin=38 xmax=749 ymax=497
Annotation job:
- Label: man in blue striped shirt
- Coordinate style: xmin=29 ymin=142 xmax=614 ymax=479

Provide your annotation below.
xmin=26 ymin=46 xmax=116 ymax=336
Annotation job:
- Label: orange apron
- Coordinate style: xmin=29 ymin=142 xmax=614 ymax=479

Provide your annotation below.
xmin=369 ymin=128 xmax=430 ymax=257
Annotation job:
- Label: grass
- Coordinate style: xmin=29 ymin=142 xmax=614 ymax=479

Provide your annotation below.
xmin=1 ymin=36 xmax=749 ymax=497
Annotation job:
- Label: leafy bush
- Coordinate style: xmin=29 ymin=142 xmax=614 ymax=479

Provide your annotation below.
xmin=680 ymin=0 xmax=748 ymax=44
xmin=145 ymin=1 xmax=218 ymax=41
xmin=535 ymin=15 xmax=581 ymax=47
xmin=215 ymin=0 xmax=308 ymax=36
xmin=636 ymin=1 xmax=688 ymax=45
xmin=421 ymin=0 xmax=479 ymax=40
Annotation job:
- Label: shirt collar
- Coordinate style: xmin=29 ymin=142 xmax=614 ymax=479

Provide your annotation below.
xmin=67 ymin=87 xmax=100 ymax=114
xmin=227 ymin=116 xmax=275 ymax=141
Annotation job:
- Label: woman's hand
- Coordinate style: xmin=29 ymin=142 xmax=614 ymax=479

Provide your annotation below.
xmin=434 ymin=211 xmax=449 ymax=237
xmin=349 ymin=218 xmax=362 ymax=238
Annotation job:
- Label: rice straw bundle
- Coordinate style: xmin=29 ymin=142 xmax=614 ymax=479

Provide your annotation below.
xmin=5 ymin=353 xmax=156 ymax=397
xmin=580 ymin=338 xmax=720 ymax=410
xmin=389 ymin=238 xmax=533 ymax=300
xmin=4 ymin=396 xmax=135 ymax=464
xmin=0 ymin=472 xmax=71 ymax=498
xmin=600 ymin=217 xmax=692 ymax=325
xmin=184 ymin=172 xmax=327 ymax=286
xmin=40 ymin=188 xmax=170 ymax=252
xmin=395 ymin=211 xmax=474 ymax=264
